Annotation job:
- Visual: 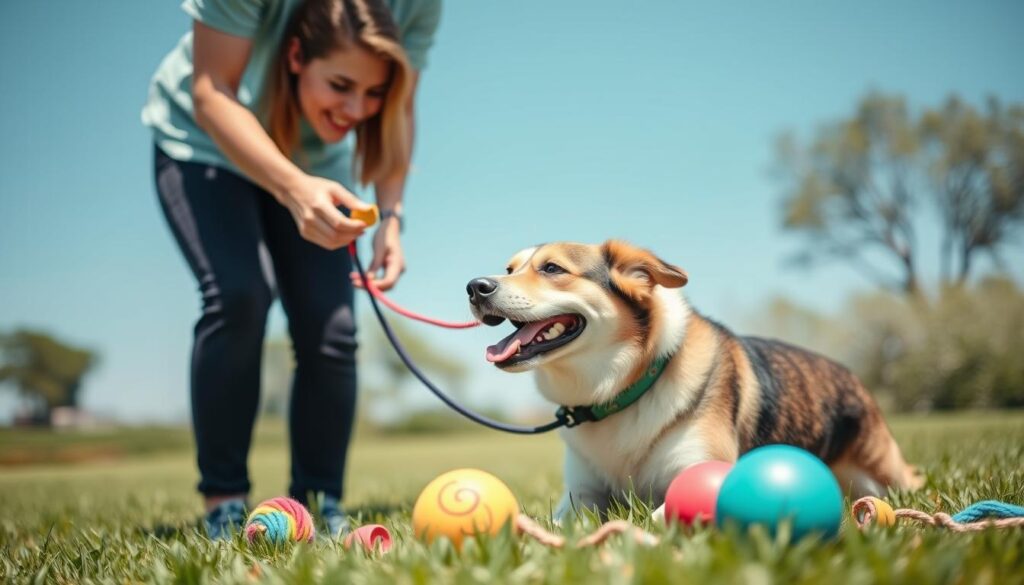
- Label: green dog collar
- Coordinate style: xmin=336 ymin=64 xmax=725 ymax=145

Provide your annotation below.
xmin=556 ymin=353 xmax=673 ymax=427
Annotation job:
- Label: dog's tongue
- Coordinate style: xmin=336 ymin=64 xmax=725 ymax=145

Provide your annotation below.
xmin=485 ymin=320 xmax=554 ymax=363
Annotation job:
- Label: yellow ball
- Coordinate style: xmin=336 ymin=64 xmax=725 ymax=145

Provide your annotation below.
xmin=412 ymin=468 xmax=519 ymax=548
xmin=866 ymin=496 xmax=897 ymax=527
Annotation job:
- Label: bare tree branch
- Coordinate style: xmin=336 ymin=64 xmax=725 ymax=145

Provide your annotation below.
xmin=778 ymin=92 xmax=1024 ymax=297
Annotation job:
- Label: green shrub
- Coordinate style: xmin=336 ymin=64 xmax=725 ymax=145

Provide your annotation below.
xmin=848 ymin=277 xmax=1024 ymax=411
xmin=748 ymin=276 xmax=1024 ymax=412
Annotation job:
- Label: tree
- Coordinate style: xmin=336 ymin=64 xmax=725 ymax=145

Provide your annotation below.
xmin=0 ymin=329 xmax=99 ymax=425
xmin=922 ymin=97 xmax=1024 ymax=284
xmin=776 ymin=92 xmax=1024 ymax=296
xmin=358 ymin=316 xmax=469 ymax=407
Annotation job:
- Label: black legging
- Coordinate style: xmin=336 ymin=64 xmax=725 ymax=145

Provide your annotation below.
xmin=154 ymin=146 xmax=357 ymax=503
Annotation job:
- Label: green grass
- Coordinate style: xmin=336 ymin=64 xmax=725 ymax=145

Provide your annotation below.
xmin=1 ymin=412 xmax=1023 ymax=584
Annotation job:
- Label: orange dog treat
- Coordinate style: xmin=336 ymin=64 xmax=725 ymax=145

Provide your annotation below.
xmin=351 ymin=205 xmax=379 ymax=227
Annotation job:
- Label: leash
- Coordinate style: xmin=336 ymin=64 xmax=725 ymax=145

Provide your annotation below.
xmin=348 ymin=242 xmax=569 ymax=435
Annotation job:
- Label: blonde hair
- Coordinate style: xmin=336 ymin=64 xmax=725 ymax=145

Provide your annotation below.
xmin=264 ymin=0 xmax=412 ymax=185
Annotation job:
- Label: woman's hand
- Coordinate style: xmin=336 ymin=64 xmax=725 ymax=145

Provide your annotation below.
xmin=351 ymin=215 xmax=405 ymax=291
xmin=280 ymin=174 xmax=372 ymax=250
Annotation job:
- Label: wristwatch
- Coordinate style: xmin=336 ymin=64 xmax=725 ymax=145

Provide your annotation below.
xmin=380 ymin=208 xmax=404 ymax=233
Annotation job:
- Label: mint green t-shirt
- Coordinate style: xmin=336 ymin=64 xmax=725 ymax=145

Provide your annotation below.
xmin=141 ymin=0 xmax=441 ymax=189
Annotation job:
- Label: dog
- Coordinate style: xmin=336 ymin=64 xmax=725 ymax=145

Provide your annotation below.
xmin=467 ymin=240 xmax=921 ymax=522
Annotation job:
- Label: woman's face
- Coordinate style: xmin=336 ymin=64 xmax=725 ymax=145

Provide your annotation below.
xmin=288 ymin=40 xmax=391 ymax=143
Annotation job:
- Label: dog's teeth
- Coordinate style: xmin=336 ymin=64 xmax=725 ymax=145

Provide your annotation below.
xmin=542 ymin=322 xmax=565 ymax=341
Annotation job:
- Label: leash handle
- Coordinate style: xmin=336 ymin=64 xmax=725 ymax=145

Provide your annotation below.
xmin=348 ymin=242 xmax=566 ymax=435
xmin=347 ymin=243 xmax=480 ymax=329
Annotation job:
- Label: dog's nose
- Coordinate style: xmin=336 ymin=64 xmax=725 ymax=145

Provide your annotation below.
xmin=467 ymin=277 xmax=499 ymax=305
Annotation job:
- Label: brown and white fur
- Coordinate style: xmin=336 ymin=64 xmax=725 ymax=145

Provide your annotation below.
xmin=467 ymin=240 xmax=921 ymax=522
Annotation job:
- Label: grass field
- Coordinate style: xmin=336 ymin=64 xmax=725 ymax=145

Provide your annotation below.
xmin=2 ymin=412 xmax=1023 ymax=584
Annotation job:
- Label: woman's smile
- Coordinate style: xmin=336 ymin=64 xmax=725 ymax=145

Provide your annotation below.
xmin=324 ymin=111 xmax=352 ymax=136
xmin=290 ymin=42 xmax=390 ymax=144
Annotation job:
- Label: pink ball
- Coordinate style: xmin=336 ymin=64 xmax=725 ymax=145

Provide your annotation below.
xmin=664 ymin=460 xmax=734 ymax=525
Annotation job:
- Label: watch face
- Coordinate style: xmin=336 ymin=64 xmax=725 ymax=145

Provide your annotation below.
xmin=380 ymin=209 xmax=404 ymax=231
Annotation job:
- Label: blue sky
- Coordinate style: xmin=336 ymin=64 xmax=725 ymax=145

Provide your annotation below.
xmin=1 ymin=1 xmax=1023 ymax=423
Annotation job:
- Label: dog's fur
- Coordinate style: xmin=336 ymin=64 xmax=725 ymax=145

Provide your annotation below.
xmin=468 ymin=240 xmax=921 ymax=521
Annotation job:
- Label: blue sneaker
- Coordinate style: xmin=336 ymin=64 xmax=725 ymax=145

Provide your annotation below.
xmin=316 ymin=494 xmax=351 ymax=539
xmin=203 ymin=499 xmax=248 ymax=541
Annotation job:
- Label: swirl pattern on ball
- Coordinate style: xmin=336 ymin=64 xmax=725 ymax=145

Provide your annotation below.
xmin=438 ymin=480 xmax=493 ymax=532
xmin=244 ymin=497 xmax=315 ymax=544
xmin=412 ymin=468 xmax=519 ymax=548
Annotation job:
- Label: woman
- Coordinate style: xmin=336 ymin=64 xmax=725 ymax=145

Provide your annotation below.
xmin=142 ymin=0 xmax=440 ymax=539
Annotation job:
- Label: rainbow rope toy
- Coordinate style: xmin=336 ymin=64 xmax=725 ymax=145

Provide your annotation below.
xmin=244 ymin=497 xmax=316 ymax=544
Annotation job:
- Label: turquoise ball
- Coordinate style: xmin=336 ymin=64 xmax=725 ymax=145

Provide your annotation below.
xmin=716 ymin=445 xmax=842 ymax=539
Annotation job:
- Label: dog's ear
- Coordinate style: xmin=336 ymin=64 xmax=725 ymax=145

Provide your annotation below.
xmin=602 ymin=240 xmax=688 ymax=304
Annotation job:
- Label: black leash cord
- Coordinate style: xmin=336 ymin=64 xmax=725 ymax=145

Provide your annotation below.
xmin=352 ymin=252 xmax=566 ymax=435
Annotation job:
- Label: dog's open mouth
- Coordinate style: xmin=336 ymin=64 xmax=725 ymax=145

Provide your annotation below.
xmin=484 ymin=314 xmax=585 ymax=367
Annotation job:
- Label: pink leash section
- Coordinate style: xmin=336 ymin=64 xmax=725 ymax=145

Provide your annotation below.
xmin=347 ymin=242 xmax=480 ymax=329
xmin=347 ymin=240 xmax=569 ymax=435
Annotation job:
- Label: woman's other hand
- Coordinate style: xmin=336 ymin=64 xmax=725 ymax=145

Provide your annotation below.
xmin=351 ymin=214 xmax=404 ymax=291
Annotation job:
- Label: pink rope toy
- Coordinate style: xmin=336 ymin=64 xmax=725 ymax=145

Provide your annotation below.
xmin=515 ymin=515 xmax=660 ymax=548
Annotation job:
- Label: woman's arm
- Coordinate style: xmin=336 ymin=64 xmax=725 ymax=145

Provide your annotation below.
xmin=372 ymin=72 xmax=417 ymax=219
xmin=191 ymin=21 xmax=370 ymax=250
xmin=359 ymin=71 xmax=419 ymax=291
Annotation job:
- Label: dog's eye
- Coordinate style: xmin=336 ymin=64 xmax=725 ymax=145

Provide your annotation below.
xmin=506 ymin=266 xmax=513 ymax=275
xmin=540 ymin=262 xmax=566 ymax=275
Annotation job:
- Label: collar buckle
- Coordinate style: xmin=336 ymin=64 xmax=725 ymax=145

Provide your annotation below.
xmin=556 ymin=405 xmax=595 ymax=428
